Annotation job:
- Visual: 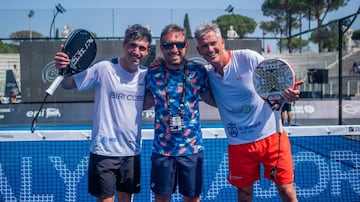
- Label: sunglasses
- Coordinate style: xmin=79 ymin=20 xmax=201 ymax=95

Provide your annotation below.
xmin=162 ymin=41 xmax=186 ymax=50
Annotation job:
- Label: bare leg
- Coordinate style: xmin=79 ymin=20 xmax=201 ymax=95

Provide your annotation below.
xmin=276 ymin=183 xmax=297 ymax=202
xmin=237 ymin=185 xmax=253 ymax=202
xmin=184 ymin=195 xmax=200 ymax=202
xmin=288 ymin=111 xmax=291 ymax=126
xmin=116 ymin=191 xmax=132 ymax=202
xmin=97 ymin=195 xmax=114 ymax=202
xmin=281 ymin=111 xmax=285 ymax=125
xmin=155 ymin=194 xmax=171 ymax=202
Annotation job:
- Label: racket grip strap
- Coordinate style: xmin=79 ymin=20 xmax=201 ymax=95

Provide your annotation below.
xmin=45 ymin=75 xmax=64 ymax=96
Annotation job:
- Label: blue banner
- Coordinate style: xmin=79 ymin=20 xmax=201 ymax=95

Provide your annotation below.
xmin=0 ymin=133 xmax=359 ymax=201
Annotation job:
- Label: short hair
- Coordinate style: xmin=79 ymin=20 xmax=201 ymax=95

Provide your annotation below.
xmin=124 ymin=24 xmax=152 ymax=45
xmin=160 ymin=24 xmax=187 ymax=43
xmin=194 ymin=22 xmax=222 ymax=40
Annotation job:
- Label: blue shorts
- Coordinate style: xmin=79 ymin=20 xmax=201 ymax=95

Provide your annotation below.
xmin=150 ymin=152 xmax=204 ymax=197
xmin=88 ymin=153 xmax=141 ymax=198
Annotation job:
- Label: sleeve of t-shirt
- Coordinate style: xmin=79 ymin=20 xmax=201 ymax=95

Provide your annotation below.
xmin=73 ymin=60 xmax=102 ymax=91
xmin=197 ymin=64 xmax=210 ymax=94
xmin=245 ymin=49 xmax=264 ymax=71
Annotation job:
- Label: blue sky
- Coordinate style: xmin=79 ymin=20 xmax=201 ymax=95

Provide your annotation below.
xmin=0 ymin=0 xmax=266 ymax=38
xmin=1 ymin=0 xmax=359 ymax=52
xmin=1 ymin=0 xmax=263 ymax=10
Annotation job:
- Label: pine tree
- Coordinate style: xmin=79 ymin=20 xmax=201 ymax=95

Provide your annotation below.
xmin=184 ymin=13 xmax=193 ymax=39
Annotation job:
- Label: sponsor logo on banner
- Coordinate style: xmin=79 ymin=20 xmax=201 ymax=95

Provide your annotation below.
xmin=349 ymin=126 xmax=360 ymax=132
xmin=343 ymin=104 xmax=360 ymax=114
xmin=293 ymin=104 xmax=315 ymax=114
xmin=42 ymin=61 xmax=57 ymax=83
xmin=26 ymin=108 xmax=61 ymax=118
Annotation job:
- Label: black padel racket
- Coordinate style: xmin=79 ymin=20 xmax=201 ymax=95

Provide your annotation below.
xmin=253 ymin=58 xmax=295 ymax=133
xmin=31 ymin=29 xmax=97 ymax=133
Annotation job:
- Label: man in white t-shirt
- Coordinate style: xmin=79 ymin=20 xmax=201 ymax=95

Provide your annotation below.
xmin=54 ymin=24 xmax=152 ymax=202
xmin=195 ymin=22 xmax=303 ymax=202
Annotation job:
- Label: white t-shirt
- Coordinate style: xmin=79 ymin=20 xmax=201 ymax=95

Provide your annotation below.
xmin=206 ymin=49 xmax=277 ymax=145
xmin=73 ymin=58 xmax=147 ymax=156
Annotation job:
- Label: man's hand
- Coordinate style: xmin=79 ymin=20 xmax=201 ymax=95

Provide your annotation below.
xmin=54 ymin=45 xmax=69 ymax=70
xmin=283 ymin=80 xmax=304 ymax=102
xmin=52 ymin=45 xmax=76 ymax=89
xmin=54 ymin=52 xmax=70 ymax=69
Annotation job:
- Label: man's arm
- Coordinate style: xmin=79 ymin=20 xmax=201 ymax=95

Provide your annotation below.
xmin=61 ymin=77 xmax=77 ymax=89
xmin=200 ymin=89 xmax=217 ymax=107
xmin=143 ymin=91 xmax=154 ymax=110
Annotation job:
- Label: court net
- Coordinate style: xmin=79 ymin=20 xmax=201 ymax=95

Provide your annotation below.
xmin=0 ymin=125 xmax=359 ymax=202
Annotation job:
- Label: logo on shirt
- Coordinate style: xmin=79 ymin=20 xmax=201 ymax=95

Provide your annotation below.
xmin=110 ymin=92 xmax=144 ymax=101
xmin=189 ymin=71 xmax=196 ymax=79
xmin=229 ymin=105 xmax=251 ymax=114
xmin=226 ymin=123 xmax=239 ymax=137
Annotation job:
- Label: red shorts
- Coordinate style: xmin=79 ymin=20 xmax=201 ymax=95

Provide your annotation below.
xmin=228 ymin=131 xmax=294 ymax=187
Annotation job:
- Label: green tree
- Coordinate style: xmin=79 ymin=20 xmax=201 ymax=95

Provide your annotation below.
xmin=262 ymin=0 xmax=302 ymax=53
xmin=297 ymin=0 xmax=350 ymax=52
xmin=0 ymin=41 xmax=14 ymax=53
xmin=184 ymin=13 xmax=193 ymax=39
xmin=213 ymin=14 xmax=257 ymax=38
xmin=278 ymin=37 xmax=309 ymax=53
xmin=260 ymin=17 xmax=287 ymax=53
xmin=262 ymin=0 xmax=349 ymax=53
xmin=352 ymin=29 xmax=360 ymax=40
xmin=55 ymin=28 xmax=59 ymax=38
xmin=309 ymin=20 xmax=340 ymax=52
xmin=260 ymin=19 xmax=284 ymax=38
xmin=9 ymin=30 xmax=43 ymax=43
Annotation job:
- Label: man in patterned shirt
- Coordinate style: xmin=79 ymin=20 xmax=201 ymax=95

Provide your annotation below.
xmin=144 ymin=24 xmax=215 ymax=202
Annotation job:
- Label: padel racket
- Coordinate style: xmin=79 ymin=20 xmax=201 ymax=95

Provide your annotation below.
xmin=253 ymin=58 xmax=295 ymax=180
xmin=31 ymin=29 xmax=97 ymax=133
xmin=253 ymin=58 xmax=295 ymax=133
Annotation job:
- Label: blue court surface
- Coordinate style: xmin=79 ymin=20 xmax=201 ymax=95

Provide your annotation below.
xmin=0 ymin=124 xmax=359 ymax=202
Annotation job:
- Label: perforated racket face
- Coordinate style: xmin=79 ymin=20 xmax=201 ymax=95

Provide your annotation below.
xmin=253 ymin=58 xmax=295 ymax=102
xmin=63 ymin=29 xmax=97 ymax=73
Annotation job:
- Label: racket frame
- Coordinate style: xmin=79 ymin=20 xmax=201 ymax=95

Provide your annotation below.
xmin=253 ymin=58 xmax=295 ymax=133
xmin=45 ymin=29 xmax=96 ymax=96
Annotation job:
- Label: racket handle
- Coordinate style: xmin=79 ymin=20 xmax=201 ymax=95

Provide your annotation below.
xmin=274 ymin=110 xmax=282 ymax=133
xmin=45 ymin=75 xmax=64 ymax=96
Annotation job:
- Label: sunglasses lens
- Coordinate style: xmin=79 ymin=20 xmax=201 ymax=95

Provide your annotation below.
xmin=162 ymin=42 xmax=186 ymax=50
xmin=176 ymin=42 xmax=186 ymax=49
xmin=162 ymin=43 xmax=173 ymax=50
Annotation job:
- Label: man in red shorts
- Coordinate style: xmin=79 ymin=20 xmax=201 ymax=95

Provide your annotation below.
xmin=194 ymin=22 xmax=302 ymax=202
